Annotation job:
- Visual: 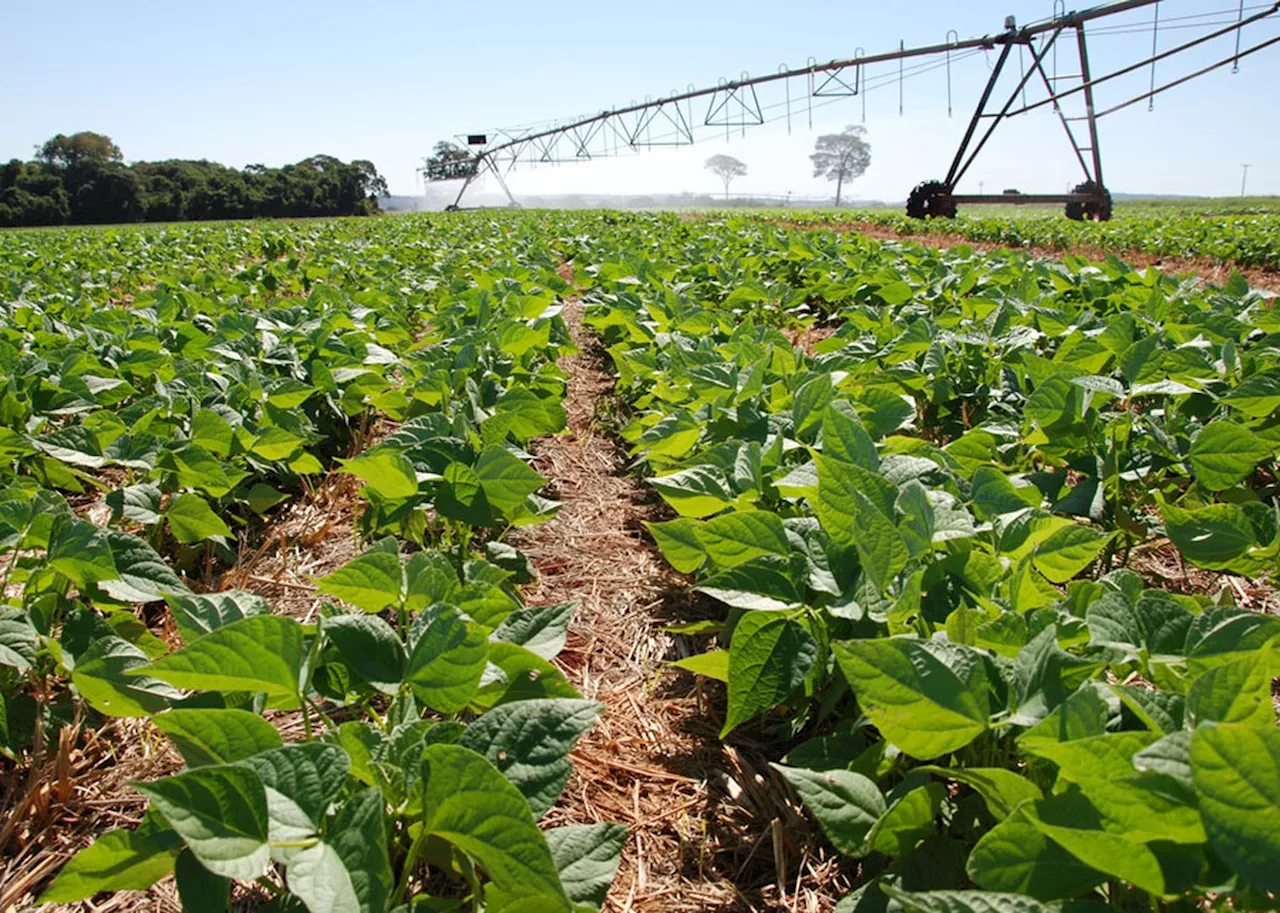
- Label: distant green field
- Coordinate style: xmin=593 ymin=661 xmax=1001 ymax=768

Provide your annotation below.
xmin=775 ymin=199 xmax=1280 ymax=271
xmin=844 ymin=196 xmax=1280 ymax=219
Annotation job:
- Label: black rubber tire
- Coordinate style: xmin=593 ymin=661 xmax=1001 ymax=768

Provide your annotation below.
xmin=1065 ymin=181 xmax=1113 ymax=222
xmin=906 ymin=181 xmax=957 ymax=220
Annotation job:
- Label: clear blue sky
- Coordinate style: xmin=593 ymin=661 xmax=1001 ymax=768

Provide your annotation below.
xmin=3 ymin=0 xmax=1277 ymax=201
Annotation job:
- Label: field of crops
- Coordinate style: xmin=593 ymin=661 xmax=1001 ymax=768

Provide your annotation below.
xmin=0 ymin=211 xmax=1278 ymax=913
xmin=793 ymin=205 xmax=1280 ymax=272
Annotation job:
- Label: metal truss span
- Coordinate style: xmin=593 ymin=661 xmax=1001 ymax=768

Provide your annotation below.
xmin=432 ymin=0 xmax=1280 ymax=216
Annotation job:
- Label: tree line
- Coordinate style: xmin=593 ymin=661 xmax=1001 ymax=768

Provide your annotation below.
xmin=1 ymin=132 xmax=389 ymax=228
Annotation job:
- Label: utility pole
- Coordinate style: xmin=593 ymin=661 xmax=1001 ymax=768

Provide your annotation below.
xmin=1240 ymin=164 xmax=1250 ymax=197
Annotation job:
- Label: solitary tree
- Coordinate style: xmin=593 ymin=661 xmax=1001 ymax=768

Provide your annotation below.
xmin=810 ymin=126 xmax=871 ymax=206
xmin=704 ymin=154 xmax=747 ymax=200
xmin=423 ymin=141 xmax=477 ymax=181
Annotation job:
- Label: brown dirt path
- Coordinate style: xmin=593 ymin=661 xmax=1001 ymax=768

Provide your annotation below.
xmin=768 ymin=219 xmax=1280 ymax=293
xmin=511 ymin=299 xmax=848 ymax=912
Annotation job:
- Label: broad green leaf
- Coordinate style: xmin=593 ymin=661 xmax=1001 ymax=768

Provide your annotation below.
xmin=38 ymin=810 xmax=182 ymax=902
xmin=316 ymin=551 xmax=404 ymax=613
xmin=774 ymin=461 xmax=819 ymax=500
xmin=73 ymin=636 xmax=182 ymax=718
xmin=280 ymin=841 xmax=359 ymax=913
xmin=266 ymin=379 xmax=316 ymax=409
xmin=1024 ymin=375 xmax=1081 ymax=431
xmin=858 ymin=387 xmax=915 ymax=439
xmin=793 ymin=375 xmax=836 ymax=441
xmin=472 ymin=641 xmax=582 ymax=711
xmin=1025 ymin=792 xmax=1165 ymax=896
xmin=168 ymin=444 xmax=232 ymax=498
xmin=323 ymin=614 xmax=406 ymax=693
xmin=49 ymin=518 xmax=117 ymax=587
xmin=1085 ymin=591 xmax=1193 ymax=660
xmin=175 ymin=847 xmax=231 ymax=913
xmin=135 ymin=765 xmax=270 ymax=881
xmin=1113 ymin=684 xmax=1185 ymax=734
xmin=1024 ymin=732 xmax=1205 ymax=843
xmin=1186 ymin=643 xmax=1279 ymax=727
xmin=1015 ymin=681 xmax=1115 ymax=751
xmin=782 ymin=733 xmax=867 ymax=772
xmin=882 ymin=886 xmax=1058 ymax=913
xmin=1133 ymin=730 xmax=1193 ymax=785
xmin=406 ymin=605 xmax=488 ymax=712
xmin=459 ymin=699 xmax=602 ymax=817
xmin=491 ymin=602 xmax=574 ymax=661
xmin=1032 ymin=524 xmax=1109 ymax=584
xmin=545 ymin=823 xmax=627 ymax=909
xmin=164 ymin=590 xmax=269 ymax=642
xmin=668 ymin=649 xmax=730 ymax=682
xmin=722 ymin=612 xmax=816 ymax=735
xmin=966 ymin=806 xmax=1104 ymax=900
xmin=644 ymin=518 xmax=706 ymax=574
xmin=834 ymin=639 xmax=987 ymax=759
xmin=1222 ymin=371 xmax=1280 ymax=418
xmin=821 ymin=401 xmax=878 ymax=469
xmin=152 ymin=708 xmax=284 ymax=767
xmin=0 ymin=608 xmax=38 ymax=672
xmin=403 ymin=549 xmax=461 ymax=611
xmin=1008 ymin=628 xmax=1106 ymax=729
xmin=101 ymin=531 xmax=190 ymax=604
xmin=246 ymin=483 xmax=289 ymax=514
xmin=250 ymin=427 xmax=306 ymax=462
xmin=970 ymin=468 xmax=1040 ymax=520
xmin=191 ymin=409 xmax=234 ymax=457
xmin=816 ymin=456 xmax=907 ymax=591
xmin=330 ymin=787 xmax=393 ymax=913
xmin=1188 ymin=421 xmax=1272 ymax=490
xmin=421 ymin=744 xmax=572 ymax=913
xmin=436 ymin=461 xmax=493 ymax=527
xmin=694 ymin=510 xmax=790 ymax=569
xmin=772 ymin=764 xmax=886 ymax=856
xmin=475 ymin=445 xmax=545 ymax=518
xmin=1191 ymin=721 xmax=1280 ymax=893
xmin=341 ymin=449 xmax=420 ymax=500
xmin=650 ymin=465 xmax=735 ymax=518
xmin=867 ymin=782 xmax=944 ymax=857
xmin=167 ymin=493 xmax=232 ymax=544
xmin=916 ymin=766 xmax=1042 ymax=821
xmin=493 ymin=386 xmax=566 ymax=441
xmin=137 ymin=615 xmax=304 ymax=707
xmin=635 ymin=411 xmax=700 ymax=459
xmin=240 ymin=743 xmax=350 ymax=830
xmin=697 ymin=556 xmax=805 ymax=611
xmin=106 ymin=482 xmax=163 ymax=525
xmin=1157 ymin=497 xmax=1256 ymax=569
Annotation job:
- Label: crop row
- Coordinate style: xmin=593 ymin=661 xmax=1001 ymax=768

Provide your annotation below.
xmin=572 ymin=213 xmax=1280 ymax=911
xmin=0 ymin=216 xmax=622 ymax=911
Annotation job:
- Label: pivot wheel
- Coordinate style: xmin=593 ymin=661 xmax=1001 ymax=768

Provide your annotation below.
xmin=906 ymin=181 xmax=958 ymax=220
xmin=1065 ymin=181 xmax=1113 ymax=221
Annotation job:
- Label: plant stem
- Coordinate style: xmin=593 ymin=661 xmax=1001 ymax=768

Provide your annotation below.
xmin=394 ymin=824 xmax=430 ymax=904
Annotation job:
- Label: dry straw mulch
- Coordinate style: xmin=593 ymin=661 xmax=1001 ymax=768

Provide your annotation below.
xmin=513 ymin=299 xmax=850 ymax=912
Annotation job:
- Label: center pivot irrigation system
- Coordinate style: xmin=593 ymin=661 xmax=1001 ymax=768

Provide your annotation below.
xmin=428 ymin=0 xmax=1280 ymax=219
